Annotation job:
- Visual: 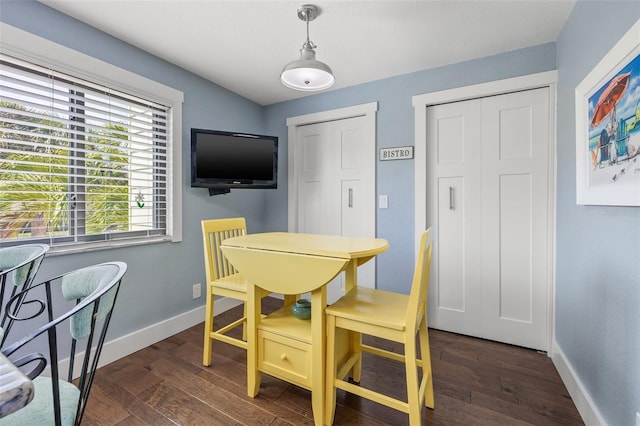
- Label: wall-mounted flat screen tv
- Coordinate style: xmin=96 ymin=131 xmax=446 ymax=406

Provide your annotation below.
xmin=190 ymin=128 xmax=278 ymax=194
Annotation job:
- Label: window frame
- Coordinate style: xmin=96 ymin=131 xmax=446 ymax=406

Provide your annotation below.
xmin=0 ymin=23 xmax=183 ymax=253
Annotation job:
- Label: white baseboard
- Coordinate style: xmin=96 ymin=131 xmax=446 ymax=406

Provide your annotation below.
xmin=61 ymin=297 xmax=242 ymax=376
xmin=551 ymin=340 xmax=606 ymax=426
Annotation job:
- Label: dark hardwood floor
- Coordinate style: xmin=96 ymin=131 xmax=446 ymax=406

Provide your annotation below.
xmin=83 ymin=297 xmax=583 ymax=425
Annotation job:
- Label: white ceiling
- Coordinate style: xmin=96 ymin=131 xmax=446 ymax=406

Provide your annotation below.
xmin=40 ymin=0 xmax=575 ymax=106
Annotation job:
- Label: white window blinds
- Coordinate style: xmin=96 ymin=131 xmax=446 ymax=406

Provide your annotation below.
xmin=0 ymin=54 xmax=170 ymax=246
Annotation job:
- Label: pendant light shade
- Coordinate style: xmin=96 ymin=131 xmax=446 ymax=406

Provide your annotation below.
xmin=281 ymin=46 xmax=334 ymax=91
xmin=280 ymin=5 xmax=335 ymax=91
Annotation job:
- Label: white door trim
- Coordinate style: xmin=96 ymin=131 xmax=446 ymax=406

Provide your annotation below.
xmin=286 ymin=102 xmax=378 ymax=232
xmin=412 ymin=71 xmax=558 ymax=352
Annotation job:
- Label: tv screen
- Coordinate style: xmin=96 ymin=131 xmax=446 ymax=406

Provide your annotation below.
xmin=190 ymin=129 xmax=278 ymax=193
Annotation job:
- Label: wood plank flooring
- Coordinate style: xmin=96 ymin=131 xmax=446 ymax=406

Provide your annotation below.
xmin=82 ymin=297 xmax=583 ymax=425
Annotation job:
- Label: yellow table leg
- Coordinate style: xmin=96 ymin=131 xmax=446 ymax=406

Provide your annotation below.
xmin=325 ymin=313 xmax=338 ymax=425
xmin=247 ymin=284 xmax=261 ymax=397
xmin=283 ymin=294 xmax=298 ymax=305
xmin=343 ymin=261 xmax=357 ymax=294
xmin=311 ymin=288 xmax=326 ymax=426
xmin=342 ymin=261 xmax=362 ymax=382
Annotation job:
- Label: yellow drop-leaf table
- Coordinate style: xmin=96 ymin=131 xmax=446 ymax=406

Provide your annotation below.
xmin=221 ymin=232 xmax=388 ymax=426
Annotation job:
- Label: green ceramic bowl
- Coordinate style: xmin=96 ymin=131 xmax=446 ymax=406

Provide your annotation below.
xmin=291 ymin=299 xmax=311 ymax=320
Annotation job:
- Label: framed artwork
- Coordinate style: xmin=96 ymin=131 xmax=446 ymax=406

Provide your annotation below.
xmin=575 ymin=19 xmax=640 ymax=206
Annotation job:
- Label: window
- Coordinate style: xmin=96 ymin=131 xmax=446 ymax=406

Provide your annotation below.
xmin=0 ymin=25 xmax=183 ymax=251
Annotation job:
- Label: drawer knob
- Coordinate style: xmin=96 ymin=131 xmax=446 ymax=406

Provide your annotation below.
xmin=280 ymin=353 xmax=287 ymax=361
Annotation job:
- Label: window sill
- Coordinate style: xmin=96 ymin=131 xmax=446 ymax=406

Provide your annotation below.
xmin=47 ymin=236 xmax=173 ymax=257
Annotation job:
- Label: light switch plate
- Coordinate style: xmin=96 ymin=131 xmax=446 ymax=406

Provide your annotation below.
xmin=379 ymin=195 xmax=388 ymax=209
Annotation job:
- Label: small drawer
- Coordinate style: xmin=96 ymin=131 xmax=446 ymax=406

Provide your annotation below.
xmin=258 ymin=330 xmax=312 ymax=389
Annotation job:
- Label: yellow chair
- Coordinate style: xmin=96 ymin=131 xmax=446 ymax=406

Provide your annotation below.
xmin=202 ymin=217 xmax=251 ymax=365
xmin=325 ymin=228 xmax=435 ymax=425
xmin=201 ymin=218 xmax=295 ymax=366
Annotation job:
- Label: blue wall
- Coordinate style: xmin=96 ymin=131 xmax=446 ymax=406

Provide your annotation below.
xmin=556 ymin=2 xmax=640 ymax=425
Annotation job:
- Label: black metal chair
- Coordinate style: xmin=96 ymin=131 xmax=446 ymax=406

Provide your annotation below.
xmin=0 ymin=261 xmax=127 ymax=426
xmin=0 ymin=244 xmax=49 ymax=347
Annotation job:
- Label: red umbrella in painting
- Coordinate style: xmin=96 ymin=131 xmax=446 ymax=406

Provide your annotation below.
xmin=590 ymin=72 xmax=630 ymax=127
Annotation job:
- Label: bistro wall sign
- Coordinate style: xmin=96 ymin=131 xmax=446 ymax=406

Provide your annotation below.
xmin=379 ymin=146 xmax=414 ymax=161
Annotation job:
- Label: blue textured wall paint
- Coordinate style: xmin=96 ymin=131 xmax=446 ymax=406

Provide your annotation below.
xmin=556 ymin=2 xmax=640 ymax=425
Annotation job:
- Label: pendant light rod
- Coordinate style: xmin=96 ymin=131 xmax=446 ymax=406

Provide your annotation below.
xmin=300 ymin=5 xmax=316 ymax=49
xmin=305 ymin=12 xmax=311 ymax=47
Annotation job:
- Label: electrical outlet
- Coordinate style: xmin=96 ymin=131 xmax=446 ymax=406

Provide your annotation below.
xmin=192 ymin=283 xmax=201 ymax=299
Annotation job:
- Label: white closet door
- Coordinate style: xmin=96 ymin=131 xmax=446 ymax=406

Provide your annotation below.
xmin=480 ymin=88 xmax=550 ymax=350
xmin=296 ymin=116 xmax=375 ymax=304
xmin=426 ymin=87 xmax=550 ymax=350
xmin=426 ymin=98 xmax=483 ymax=337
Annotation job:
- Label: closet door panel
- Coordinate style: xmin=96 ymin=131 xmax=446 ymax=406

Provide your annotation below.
xmin=436 ymin=176 xmax=465 ymax=312
xmin=497 ymin=173 xmax=533 ymax=322
xmin=481 ymin=87 xmax=550 ymax=350
xmin=426 ymin=99 xmax=482 ymax=336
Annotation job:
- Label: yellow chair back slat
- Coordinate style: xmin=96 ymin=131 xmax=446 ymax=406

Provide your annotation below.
xmin=202 ymin=217 xmax=246 ymax=282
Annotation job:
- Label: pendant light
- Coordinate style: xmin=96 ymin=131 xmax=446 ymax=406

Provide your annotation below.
xmin=280 ymin=4 xmax=335 ymax=91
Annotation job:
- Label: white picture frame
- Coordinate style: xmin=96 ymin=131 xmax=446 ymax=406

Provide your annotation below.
xmin=575 ymin=19 xmax=640 ymax=206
